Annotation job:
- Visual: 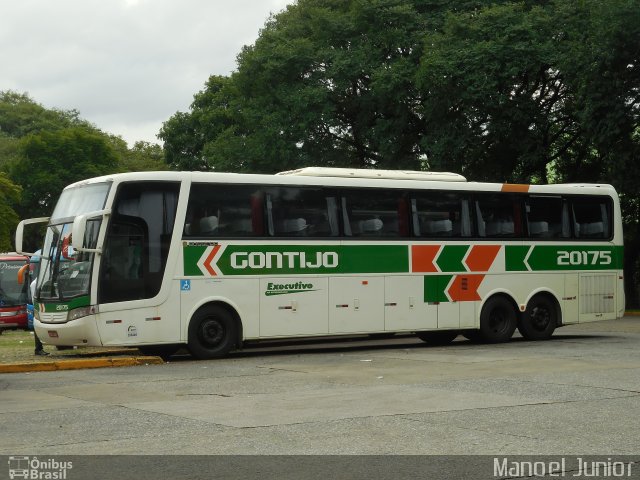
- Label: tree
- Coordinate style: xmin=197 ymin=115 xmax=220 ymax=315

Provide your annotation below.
xmin=0 ymin=91 xmax=89 ymax=138
xmin=106 ymin=135 xmax=168 ymax=172
xmin=10 ymin=128 xmax=118 ymax=217
xmin=0 ymin=173 xmax=21 ymax=251
xmin=1 ymin=91 xmax=168 ymax=228
xmin=417 ymin=3 xmax=580 ymax=182
xmin=161 ymin=0 xmax=492 ymax=173
xmin=160 ymin=75 xmax=240 ymax=170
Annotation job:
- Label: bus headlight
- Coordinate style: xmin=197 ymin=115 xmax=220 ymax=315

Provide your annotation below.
xmin=67 ymin=305 xmax=99 ymax=322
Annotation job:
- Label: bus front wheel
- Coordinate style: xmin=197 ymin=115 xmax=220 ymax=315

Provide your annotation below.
xmin=518 ymin=294 xmax=557 ymax=340
xmin=479 ymin=296 xmax=517 ymax=343
xmin=188 ymin=305 xmax=237 ymax=360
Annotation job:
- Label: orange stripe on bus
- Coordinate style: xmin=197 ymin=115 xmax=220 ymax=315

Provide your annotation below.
xmin=448 ymin=275 xmax=484 ymax=302
xmin=501 ymin=183 xmax=530 ymax=192
xmin=411 ymin=245 xmax=440 ymax=272
xmin=465 ymin=245 xmax=501 ymax=272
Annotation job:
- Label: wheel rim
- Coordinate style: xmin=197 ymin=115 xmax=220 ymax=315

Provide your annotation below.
xmin=530 ymin=304 xmax=551 ymax=332
xmin=199 ymin=317 xmax=225 ymax=347
xmin=489 ymin=306 xmax=511 ymax=334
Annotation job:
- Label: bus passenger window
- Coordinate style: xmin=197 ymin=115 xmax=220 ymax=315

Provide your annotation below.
xmin=341 ymin=189 xmax=406 ymax=238
xmin=525 ymin=196 xmax=568 ymax=239
xmin=266 ymin=187 xmax=338 ymax=237
xmin=184 ymin=184 xmax=262 ymax=238
xmin=476 ymin=194 xmax=522 ymax=238
xmin=571 ymin=198 xmax=611 ymax=239
xmin=411 ymin=192 xmax=471 ymax=238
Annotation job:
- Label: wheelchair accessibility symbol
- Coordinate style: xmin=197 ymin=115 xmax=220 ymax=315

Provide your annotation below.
xmin=180 ymin=280 xmax=191 ymax=292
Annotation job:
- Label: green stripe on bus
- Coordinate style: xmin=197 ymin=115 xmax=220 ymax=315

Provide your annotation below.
xmin=505 ymin=245 xmax=623 ymax=271
xmin=436 ymin=245 xmax=469 ymax=272
xmin=183 ymin=245 xmax=207 ymax=276
xmin=184 ymin=244 xmax=410 ymax=276
xmin=424 ymin=275 xmax=452 ymax=303
xmin=505 ymin=246 xmax=530 ymax=272
xmin=36 ymin=296 xmax=90 ymax=313
xmin=184 ymin=244 xmax=623 ymax=277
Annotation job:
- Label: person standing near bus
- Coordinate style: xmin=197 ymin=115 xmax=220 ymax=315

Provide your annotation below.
xmin=30 ymin=278 xmax=48 ymax=356
xmin=17 ymin=262 xmax=48 ymax=356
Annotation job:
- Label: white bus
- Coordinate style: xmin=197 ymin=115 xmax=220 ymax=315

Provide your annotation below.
xmin=15 ymin=167 xmax=624 ymax=359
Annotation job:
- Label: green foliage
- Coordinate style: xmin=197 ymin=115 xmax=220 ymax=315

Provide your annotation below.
xmin=11 ymin=128 xmax=118 ymax=217
xmin=121 ymin=141 xmax=168 ymax=172
xmin=162 ymin=0 xmax=475 ymax=172
xmin=418 ymin=2 xmax=598 ymax=183
xmin=0 ymin=91 xmax=90 ymax=137
xmin=0 ymin=173 xmax=21 ymax=251
xmin=0 ymin=91 xmax=167 ymax=241
xmin=106 ymin=135 xmax=168 ymax=172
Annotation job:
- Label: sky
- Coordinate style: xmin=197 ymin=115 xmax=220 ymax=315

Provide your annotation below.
xmin=0 ymin=0 xmax=292 ymax=146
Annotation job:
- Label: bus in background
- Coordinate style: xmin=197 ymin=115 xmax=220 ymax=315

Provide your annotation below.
xmin=15 ymin=168 xmax=624 ymax=359
xmin=0 ymin=253 xmax=29 ymax=333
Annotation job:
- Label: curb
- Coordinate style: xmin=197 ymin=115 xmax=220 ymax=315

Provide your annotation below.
xmin=0 ymin=356 xmax=164 ymax=374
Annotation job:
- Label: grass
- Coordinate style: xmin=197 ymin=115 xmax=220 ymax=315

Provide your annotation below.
xmin=0 ymin=329 xmax=138 ymax=364
xmin=0 ymin=330 xmax=40 ymax=363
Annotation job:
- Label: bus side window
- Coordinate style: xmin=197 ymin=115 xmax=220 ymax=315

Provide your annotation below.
xmin=411 ymin=191 xmax=471 ymax=238
xmin=525 ymin=196 xmax=567 ymax=239
xmin=184 ymin=184 xmax=261 ymax=238
xmin=341 ymin=189 xmax=404 ymax=238
xmin=571 ymin=197 xmax=611 ymax=239
xmin=475 ymin=194 xmax=522 ymax=238
xmin=266 ymin=187 xmax=338 ymax=237
xmin=100 ymin=182 xmax=179 ymax=304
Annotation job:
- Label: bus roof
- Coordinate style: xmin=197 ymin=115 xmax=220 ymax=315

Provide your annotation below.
xmin=63 ymin=170 xmax=619 ymax=198
xmin=0 ymin=253 xmax=28 ymax=261
xmin=276 ymin=167 xmax=467 ymax=182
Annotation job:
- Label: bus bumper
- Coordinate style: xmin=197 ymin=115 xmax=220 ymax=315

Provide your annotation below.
xmin=35 ymin=316 xmax=102 ymax=347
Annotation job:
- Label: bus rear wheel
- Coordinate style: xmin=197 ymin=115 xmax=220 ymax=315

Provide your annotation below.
xmin=479 ymin=296 xmax=517 ymax=343
xmin=188 ymin=305 xmax=237 ymax=360
xmin=518 ymin=294 xmax=557 ymax=340
xmin=416 ymin=331 xmax=458 ymax=345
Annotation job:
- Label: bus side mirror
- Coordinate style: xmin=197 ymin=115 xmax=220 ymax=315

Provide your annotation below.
xmin=71 ymin=209 xmax=110 ymax=253
xmin=15 ymin=217 xmax=50 ymax=256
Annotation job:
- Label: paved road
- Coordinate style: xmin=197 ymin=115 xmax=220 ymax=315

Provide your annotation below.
xmin=1 ymin=318 xmax=639 ymax=458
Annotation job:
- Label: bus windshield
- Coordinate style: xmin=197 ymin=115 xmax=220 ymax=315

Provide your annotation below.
xmin=38 ymin=182 xmax=110 ymax=302
xmin=0 ymin=259 xmax=28 ymax=307
xmin=51 ymin=182 xmax=111 ymax=222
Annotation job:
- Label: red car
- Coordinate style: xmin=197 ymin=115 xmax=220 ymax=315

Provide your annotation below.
xmin=0 ymin=253 xmax=29 ymax=332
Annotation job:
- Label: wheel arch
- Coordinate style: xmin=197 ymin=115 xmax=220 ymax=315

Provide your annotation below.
xmin=185 ymin=298 xmax=244 ymax=347
xmin=479 ymin=289 xmax=520 ymax=319
xmin=524 ymin=289 xmax=563 ymax=327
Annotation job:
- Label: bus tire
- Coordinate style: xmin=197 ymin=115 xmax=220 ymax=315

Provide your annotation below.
xmin=518 ymin=294 xmax=557 ymax=340
xmin=479 ymin=295 xmax=517 ymax=343
xmin=188 ymin=305 xmax=237 ymax=360
xmin=416 ymin=331 xmax=458 ymax=345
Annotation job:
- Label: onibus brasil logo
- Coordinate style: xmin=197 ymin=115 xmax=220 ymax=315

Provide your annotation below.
xmin=8 ymin=456 xmax=72 ymax=479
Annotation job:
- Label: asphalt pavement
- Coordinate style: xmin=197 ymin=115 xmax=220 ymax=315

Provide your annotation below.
xmin=0 ymin=317 xmax=638 ymax=478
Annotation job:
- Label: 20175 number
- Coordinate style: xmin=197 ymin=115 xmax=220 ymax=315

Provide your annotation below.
xmin=557 ymin=250 xmax=612 ymax=266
